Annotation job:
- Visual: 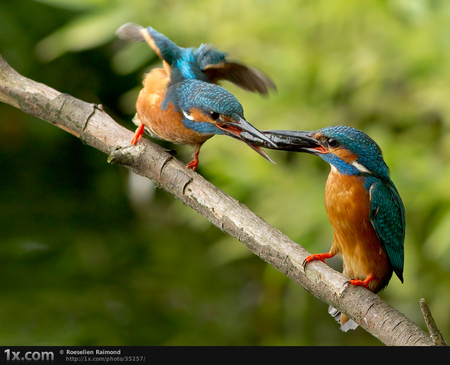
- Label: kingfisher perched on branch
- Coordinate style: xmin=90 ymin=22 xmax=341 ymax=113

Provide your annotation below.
xmin=116 ymin=23 xmax=276 ymax=170
xmin=241 ymin=126 xmax=405 ymax=331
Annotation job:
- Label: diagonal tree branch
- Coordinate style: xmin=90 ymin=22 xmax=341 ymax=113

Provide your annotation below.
xmin=0 ymin=54 xmax=436 ymax=346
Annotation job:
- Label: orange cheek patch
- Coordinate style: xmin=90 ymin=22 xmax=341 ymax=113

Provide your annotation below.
xmin=188 ymin=108 xmax=212 ymax=124
xmin=333 ymin=147 xmax=357 ymax=163
xmin=186 ymin=109 xmax=242 ymax=137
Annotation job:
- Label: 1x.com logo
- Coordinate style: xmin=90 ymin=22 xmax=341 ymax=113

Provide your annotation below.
xmin=4 ymin=349 xmax=54 ymax=362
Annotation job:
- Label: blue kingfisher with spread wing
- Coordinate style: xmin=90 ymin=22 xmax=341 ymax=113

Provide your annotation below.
xmin=116 ymin=23 xmax=276 ymax=170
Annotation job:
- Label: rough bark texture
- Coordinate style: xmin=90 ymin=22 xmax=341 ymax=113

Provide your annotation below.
xmin=0 ymin=55 xmax=435 ymax=346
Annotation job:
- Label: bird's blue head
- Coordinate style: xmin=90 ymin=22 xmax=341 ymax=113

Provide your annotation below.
xmin=163 ymin=79 xmax=276 ymax=162
xmin=307 ymin=126 xmax=390 ymax=179
xmin=238 ymin=125 xmax=390 ymax=180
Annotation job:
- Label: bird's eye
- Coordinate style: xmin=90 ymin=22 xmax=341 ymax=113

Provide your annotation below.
xmin=210 ymin=111 xmax=220 ymax=121
xmin=327 ymin=138 xmax=337 ymax=147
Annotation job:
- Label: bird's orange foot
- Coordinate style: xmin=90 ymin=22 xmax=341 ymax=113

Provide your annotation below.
xmin=131 ymin=124 xmax=145 ymax=146
xmin=346 ymin=275 xmax=375 ymax=289
xmin=302 ymin=252 xmax=335 ymax=269
xmin=186 ymin=147 xmax=200 ymax=171
xmin=186 ymin=159 xmax=199 ymax=171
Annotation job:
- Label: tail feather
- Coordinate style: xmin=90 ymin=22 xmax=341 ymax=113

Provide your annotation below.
xmin=328 ymin=305 xmax=358 ymax=332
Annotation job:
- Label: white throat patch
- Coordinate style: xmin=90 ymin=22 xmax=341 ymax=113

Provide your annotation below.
xmin=351 ymin=161 xmax=372 ymax=174
xmin=182 ymin=110 xmax=194 ymax=121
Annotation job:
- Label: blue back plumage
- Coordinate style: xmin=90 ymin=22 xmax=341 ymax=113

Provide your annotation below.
xmin=146 ymin=27 xmax=213 ymax=84
xmin=194 ymin=44 xmax=228 ymax=69
xmin=318 ymin=125 xmax=405 ymax=281
xmin=175 ymin=49 xmax=205 ymax=80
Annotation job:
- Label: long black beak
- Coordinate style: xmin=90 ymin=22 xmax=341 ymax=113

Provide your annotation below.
xmin=239 ymin=129 xmax=324 ymax=153
xmin=216 ymin=118 xmax=277 ymax=163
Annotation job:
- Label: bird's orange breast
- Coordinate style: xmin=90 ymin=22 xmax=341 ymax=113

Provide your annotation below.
xmin=325 ymin=167 xmax=392 ymax=293
xmin=136 ymin=68 xmax=213 ymax=145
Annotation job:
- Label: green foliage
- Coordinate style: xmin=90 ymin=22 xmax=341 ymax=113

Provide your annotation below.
xmin=1 ymin=0 xmax=450 ymax=345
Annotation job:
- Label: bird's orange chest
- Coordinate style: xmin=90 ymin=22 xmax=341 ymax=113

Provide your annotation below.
xmin=324 ymin=167 xmax=371 ymax=235
xmin=135 ymin=68 xmax=212 ymax=145
xmin=324 ymin=168 xmax=381 ymax=260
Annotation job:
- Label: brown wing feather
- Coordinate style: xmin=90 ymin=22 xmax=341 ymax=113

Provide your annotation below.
xmin=203 ymin=62 xmax=276 ymax=94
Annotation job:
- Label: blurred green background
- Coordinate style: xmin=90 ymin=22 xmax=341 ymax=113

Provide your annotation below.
xmin=1 ymin=0 xmax=450 ymax=346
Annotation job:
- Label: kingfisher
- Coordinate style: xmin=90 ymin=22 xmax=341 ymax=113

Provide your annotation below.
xmin=116 ymin=23 xmax=276 ymax=170
xmin=240 ymin=126 xmax=405 ymax=331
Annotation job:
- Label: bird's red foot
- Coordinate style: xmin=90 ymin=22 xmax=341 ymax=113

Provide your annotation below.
xmin=346 ymin=275 xmax=375 ymax=289
xmin=186 ymin=159 xmax=199 ymax=171
xmin=302 ymin=252 xmax=335 ymax=268
xmin=186 ymin=147 xmax=200 ymax=171
xmin=131 ymin=124 xmax=145 ymax=145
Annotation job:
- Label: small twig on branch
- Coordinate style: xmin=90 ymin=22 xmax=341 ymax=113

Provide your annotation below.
xmin=0 ymin=54 xmax=436 ymax=346
xmin=419 ymin=298 xmax=448 ymax=346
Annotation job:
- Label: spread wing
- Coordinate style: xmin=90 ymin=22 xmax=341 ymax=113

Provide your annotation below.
xmin=117 ymin=24 xmax=276 ymax=93
xmin=116 ymin=23 xmax=181 ymax=65
xmin=195 ymin=44 xmax=276 ymax=94
xmin=369 ymin=180 xmax=405 ymax=282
